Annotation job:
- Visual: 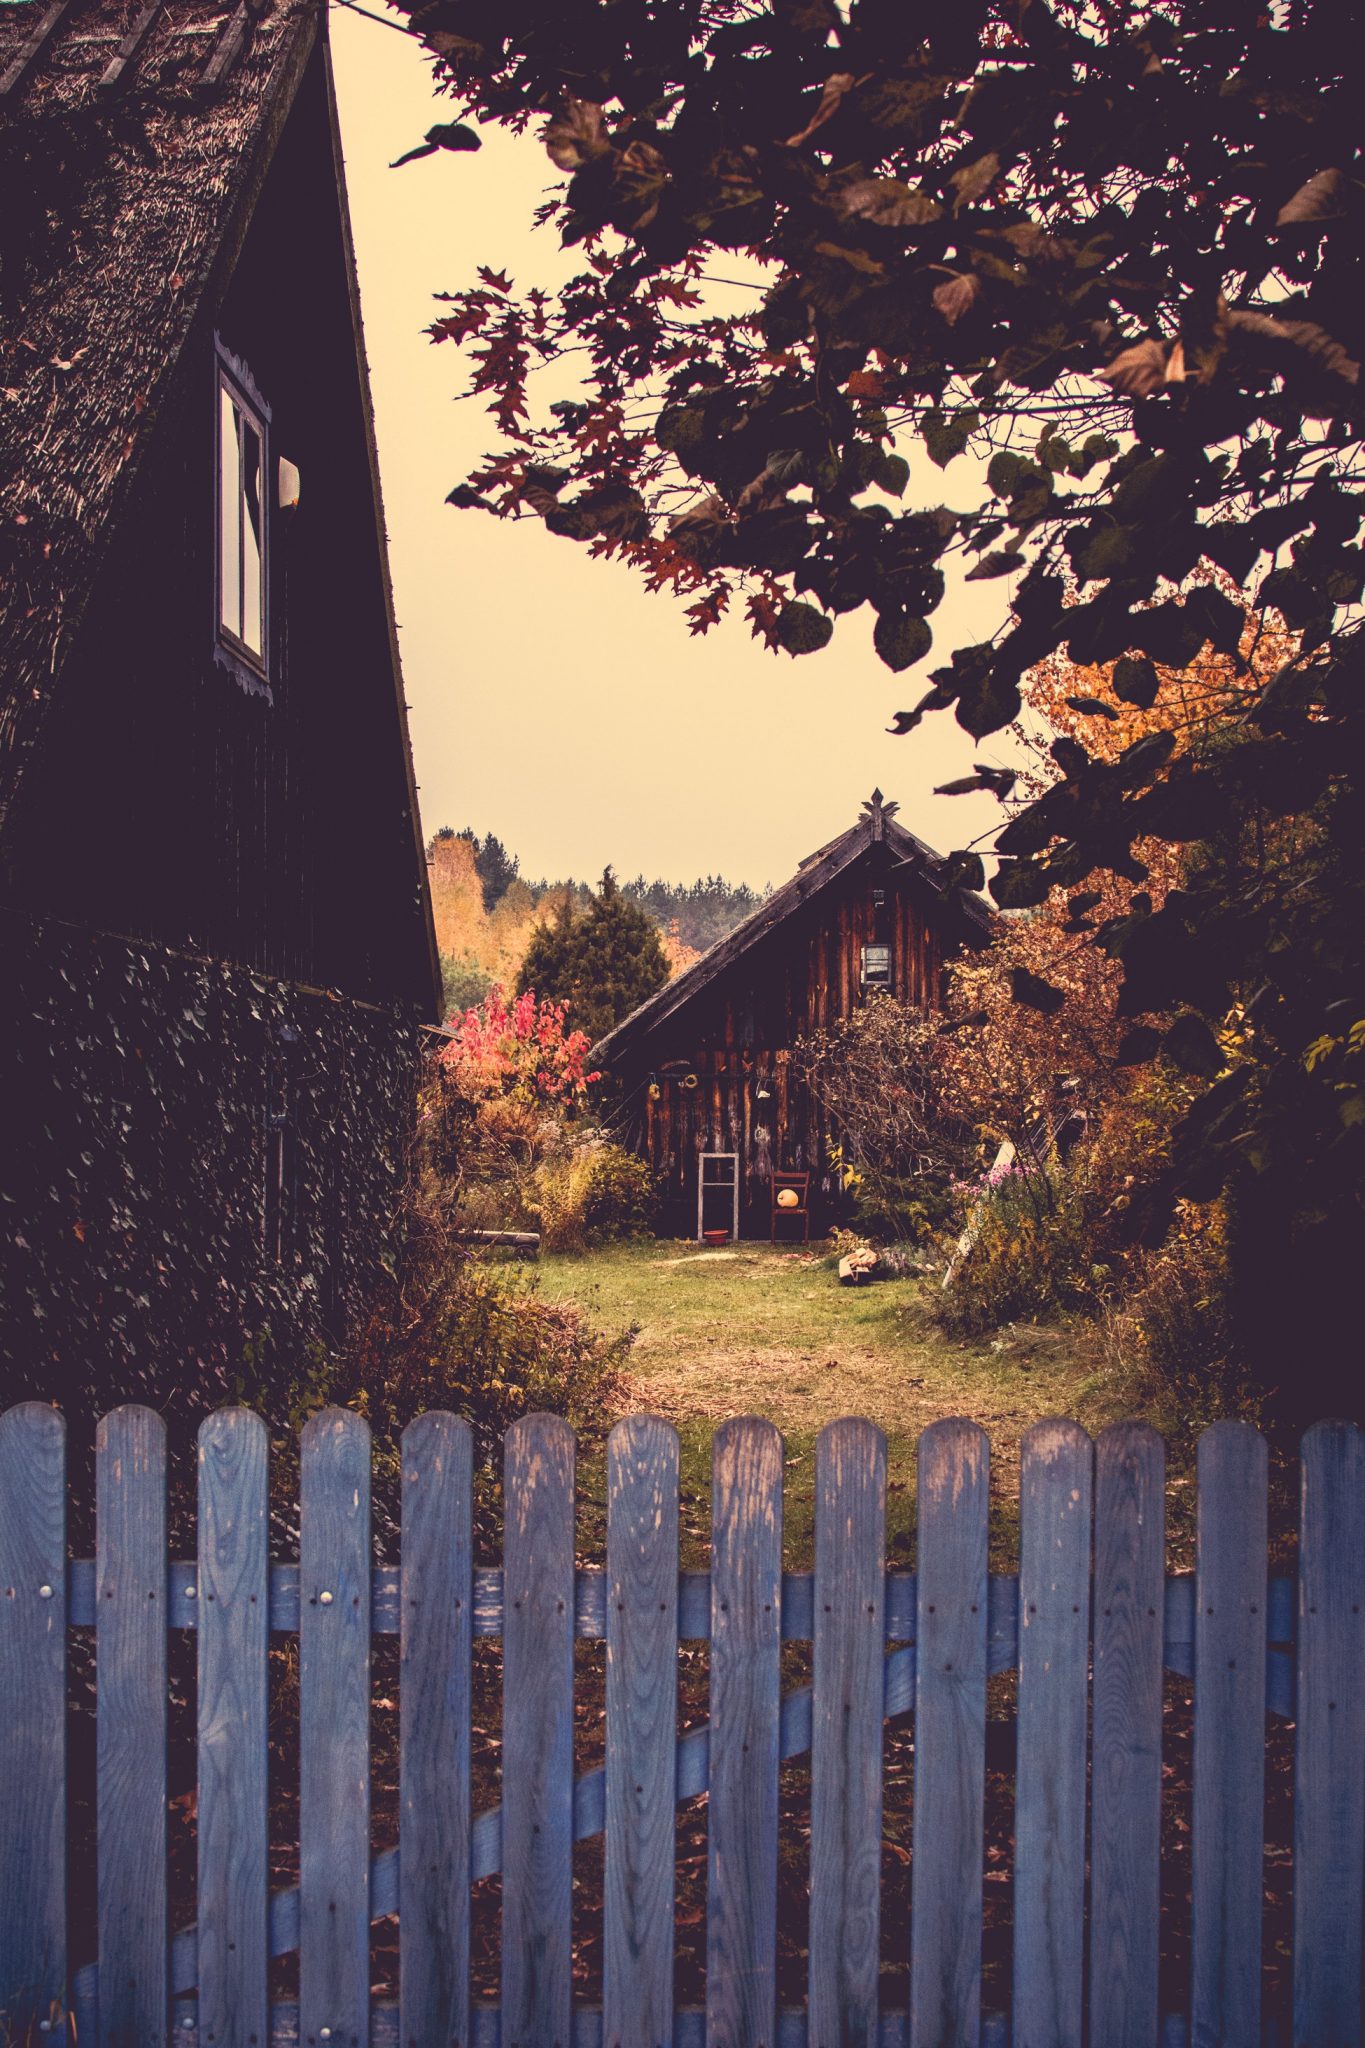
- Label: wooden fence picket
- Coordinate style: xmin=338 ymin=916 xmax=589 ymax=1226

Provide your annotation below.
xmin=1013 ymin=1418 xmax=1093 ymax=2048
xmin=0 ymin=1403 xmax=67 ymax=2037
xmin=197 ymin=1408 xmax=269 ymax=2048
xmin=707 ymin=1416 xmax=783 ymax=2048
xmin=909 ymin=1417 xmax=989 ymax=2048
xmin=503 ymin=1412 xmax=577 ymax=2048
xmin=1293 ymin=1419 xmax=1365 ymax=2048
xmin=96 ymin=1404 xmax=168 ymax=2048
xmin=604 ymin=1416 xmax=680 ymax=2048
xmin=1089 ymin=1422 xmax=1165 ymax=2048
xmin=299 ymin=1408 xmax=372 ymax=2048
xmin=4 ymin=1402 xmax=1357 ymax=2045
xmin=808 ymin=1416 xmax=885 ymax=2048
xmin=400 ymin=1412 xmax=474 ymax=2048
xmin=1190 ymin=1418 xmax=1268 ymax=2048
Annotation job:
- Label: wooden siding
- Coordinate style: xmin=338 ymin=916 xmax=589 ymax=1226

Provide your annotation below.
xmin=619 ymin=844 xmax=949 ymax=1233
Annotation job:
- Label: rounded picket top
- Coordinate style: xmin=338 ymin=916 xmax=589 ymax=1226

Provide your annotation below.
xmin=712 ymin=1414 xmax=784 ymax=1502
xmin=505 ymin=1409 xmax=576 ymax=1458
xmin=606 ymin=1412 xmax=680 ymax=1461
xmin=0 ymin=1399 xmax=65 ymax=1460
xmin=300 ymin=1403 xmax=371 ymax=1454
xmin=1021 ymin=1415 xmax=1093 ymax=1464
xmin=197 ymin=1403 xmax=268 ymax=1456
xmin=1195 ymin=1415 xmax=1267 ymax=1483
xmin=815 ymin=1413 xmax=887 ymax=1462
xmin=400 ymin=1408 xmax=473 ymax=1475
xmin=95 ymin=1402 xmax=166 ymax=1455
xmin=1299 ymin=1415 xmax=1365 ymax=1459
xmin=917 ymin=1414 xmax=989 ymax=1502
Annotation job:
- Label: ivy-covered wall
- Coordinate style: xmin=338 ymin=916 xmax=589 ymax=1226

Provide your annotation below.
xmin=1 ymin=909 xmax=422 ymax=1421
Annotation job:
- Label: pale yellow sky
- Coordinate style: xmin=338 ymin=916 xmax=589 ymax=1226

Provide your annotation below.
xmin=329 ymin=4 xmax=1010 ymax=886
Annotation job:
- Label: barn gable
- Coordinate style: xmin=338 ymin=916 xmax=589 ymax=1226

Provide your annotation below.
xmin=594 ymin=794 xmax=991 ymax=1238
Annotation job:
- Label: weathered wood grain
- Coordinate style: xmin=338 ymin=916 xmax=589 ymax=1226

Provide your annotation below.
xmin=707 ymin=1417 xmax=783 ymax=2048
xmin=400 ymin=1412 xmax=474 ymax=2048
xmin=909 ymin=1418 xmax=988 ymax=2048
xmin=198 ymin=1408 xmax=269 ymax=2048
xmin=502 ymin=1413 xmax=576 ymax=2048
xmin=1190 ymin=1421 xmax=1268 ymax=2048
xmin=0 ymin=1404 xmax=67 ymax=2035
xmin=603 ymin=1417 xmax=680 ymax=2048
xmin=809 ymin=1418 xmax=886 ymax=2048
xmin=1293 ymin=1419 xmax=1365 ymax=2048
xmin=97 ymin=1404 xmax=168 ymax=2048
xmin=299 ymin=1409 xmax=372 ymax=2048
xmin=1013 ymin=1418 xmax=1092 ymax=2048
xmin=1089 ymin=1423 xmax=1165 ymax=2048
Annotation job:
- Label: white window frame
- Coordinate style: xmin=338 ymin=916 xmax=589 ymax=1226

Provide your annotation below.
xmin=214 ymin=339 xmax=272 ymax=696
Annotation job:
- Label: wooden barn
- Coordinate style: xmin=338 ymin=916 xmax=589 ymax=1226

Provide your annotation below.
xmin=592 ymin=794 xmax=991 ymax=1239
xmin=0 ymin=0 xmax=441 ymax=1397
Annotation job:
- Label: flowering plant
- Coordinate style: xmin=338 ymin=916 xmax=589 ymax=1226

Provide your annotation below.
xmin=439 ymin=985 xmax=600 ymax=1105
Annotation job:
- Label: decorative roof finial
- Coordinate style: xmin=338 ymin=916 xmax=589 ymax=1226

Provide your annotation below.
xmin=861 ymin=789 xmax=899 ymax=839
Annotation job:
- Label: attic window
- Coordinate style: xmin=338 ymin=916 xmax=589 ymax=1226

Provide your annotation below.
xmin=216 ymin=345 xmax=270 ymax=684
xmin=861 ymin=943 xmax=892 ymax=989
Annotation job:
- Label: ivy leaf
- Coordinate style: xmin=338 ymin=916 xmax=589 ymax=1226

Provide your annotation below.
xmin=777 ymin=601 xmax=834 ymax=655
xmin=874 ymin=611 xmax=932 ymax=671
xmin=1116 ymin=1025 xmax=1163 ymax=1065
xmin=940 ymin=851 xmax=987 ymax=891
xmin=1166 ymin=1012 xmax=1223 ymax=1078
xmin=965 ymin=550 xmax=1025 ymax=581
xmin=874 ymin=452 xmax=910 ymax=497
xmin=390 ymin=122 xmax=482 ymax=168
xmin=1112 ymin=654 xmax=1159 ymax=709
xmin=543 ymin=100 xmax=610 ymax=170
xmin=1065 ymin=694 xmax=1121 ymax=719
xmin=1011 ymin=966 xmax=1066 ymax=1013
xmin=921 ymin=407 xmax=978 ymax=468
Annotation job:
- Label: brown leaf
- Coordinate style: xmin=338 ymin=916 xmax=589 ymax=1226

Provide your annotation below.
xmin=838 ymin=177 xmax=941 ymax=229
xmin=1275 ymin=167 xmax=1346 ymax=230
xmin=951 ymin=150 xmax=1000 ymax=208
xmin=1096 ymin=336 xmax=1171 ymax=398
xmin=1224 ymin=308 xmax=1359 ymax=395
xmin=932 ymin=273 xmax=981 ymax=325
xmin=543 ymin=99 xmax=610 ymax=172
xmin=785 ymin=72 xmax=856 ymax=148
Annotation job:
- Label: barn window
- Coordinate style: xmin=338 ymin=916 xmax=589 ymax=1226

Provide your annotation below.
xmin=861 ymin=943 xmax=892 ymax=989
xmin=216 ymin=344 xmax=270 ymax=685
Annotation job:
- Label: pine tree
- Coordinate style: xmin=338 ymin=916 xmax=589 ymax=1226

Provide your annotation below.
xmin=516 ymin=868 xmax=669 ymax=1044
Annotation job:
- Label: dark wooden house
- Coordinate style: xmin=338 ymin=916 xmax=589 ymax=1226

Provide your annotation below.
xmin=592 ymin=794 xmax=991 ymax=1238
xmin=0 ymin=0 xmax=441 ymax=1398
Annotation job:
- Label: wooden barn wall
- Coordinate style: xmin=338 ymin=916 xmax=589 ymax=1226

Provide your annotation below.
xmin=618 ymin=849 xmax=952 ymax=1235
xmin=0 ymin=51 xmax=427 ymax=1013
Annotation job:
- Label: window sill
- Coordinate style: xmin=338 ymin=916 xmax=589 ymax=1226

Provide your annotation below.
xmin=214 ymin=639 xmax=273 ymax=703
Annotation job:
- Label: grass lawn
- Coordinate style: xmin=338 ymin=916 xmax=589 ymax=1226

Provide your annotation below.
xmin=536 ymin=1237 xmax=1153 ymax=1566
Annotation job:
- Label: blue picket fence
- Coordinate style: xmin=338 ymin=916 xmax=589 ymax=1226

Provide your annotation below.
xmin=0 ymin=1403 xmax=1361 ymax=2048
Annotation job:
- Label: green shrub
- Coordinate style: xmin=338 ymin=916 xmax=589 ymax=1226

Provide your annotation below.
xmin=533 ymin=1140 xmax=656 ymax=1252
xmin=440 ymin=952 xmax=494 ymax=1015
xmin=937 ymin=1162 xmax=1103 ymax=1336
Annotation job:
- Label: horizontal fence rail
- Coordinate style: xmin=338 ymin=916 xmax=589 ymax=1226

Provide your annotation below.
xmin=0 ymin=1404 xmax=1359 ymax=2048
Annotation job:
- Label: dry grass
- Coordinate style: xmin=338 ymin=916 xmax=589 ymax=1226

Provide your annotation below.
xmin=535 ymin=1239 xmax=1159 ymax=1567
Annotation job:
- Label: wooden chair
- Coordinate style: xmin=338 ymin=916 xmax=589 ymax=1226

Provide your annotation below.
xmin=770 ymin=1169 xmax=811 ymax=1243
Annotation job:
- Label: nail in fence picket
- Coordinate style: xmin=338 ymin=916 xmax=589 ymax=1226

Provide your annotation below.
xmin=299 ymin=1409 xmax=372 ymax=2048
xmin=1089 ymin=1422 xmax=1166 ymax=2048
xmin=604 ymin=1417 xmax=680 ymax=2048
xmin=909 ymin=1419 xmax=989 ymax=2048
xmin=197 ymin=1408 xmax=269 ymax=2048
xmin=400 ymin=1412 xmax=474 ymax=2048
xmin=97 ymin=1405 xmax=168 ymax=2048
xmin=707 ymin=1417 xmax=783 ymax=2048
xmin=809 ymin=1417 xmax=885 ymax=2048
xmin=0 ymin=1403 xmax=67 ymax=2037
xmin=1 ymin=1404 xmax=1364 ymax=2046
xmin=1013 ymin=1418 xmax=1092 ymax=2048
xmin=1293 ymin=1419 xmax=1365 ymax=2048
xmin=1190 ymin=1419 xmax=1268 ymax=2048
xmin=503 ymin=1412 xmax=576 ymax=2048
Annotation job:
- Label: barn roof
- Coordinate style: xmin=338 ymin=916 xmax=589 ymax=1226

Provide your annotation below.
xmin=591 ymin=791 xmax=993 ymax=1066
xmin=0 ymin=0 xmax=442 ymax=1014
